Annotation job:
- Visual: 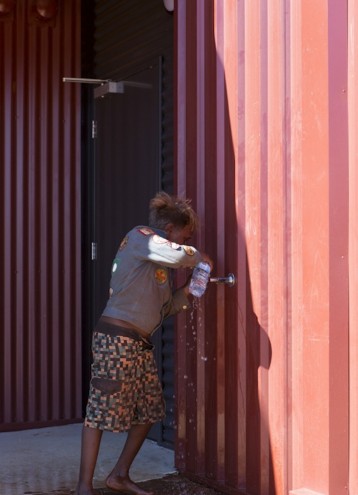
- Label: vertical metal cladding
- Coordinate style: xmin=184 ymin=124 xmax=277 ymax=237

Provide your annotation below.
xmin=174 ymin=1 xmax=353 ymax=494
xmin=348 ymin=1 xmax=358 ymax=493
xmin=0 ymin=0 xmax=82 ymax=429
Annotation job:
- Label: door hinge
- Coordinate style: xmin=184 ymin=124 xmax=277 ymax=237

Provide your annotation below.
xmin=91 ymin=242 xmax=97 ymax=260
xmin=92 ymin=120 xmax=97 ymax=139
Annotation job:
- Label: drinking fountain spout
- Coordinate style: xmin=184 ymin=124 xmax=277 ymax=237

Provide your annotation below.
xmin=209 ymin=273 xmax=236 ymax=287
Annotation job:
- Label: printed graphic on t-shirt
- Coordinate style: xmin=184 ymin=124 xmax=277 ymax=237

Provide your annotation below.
xmin=119 ymin=236 xmax=128 ymax=250
xmin=154 ymin=268 xmax=168 ymax=285
xmin=112 ymin=258 xmax=121 ymax=272
xmin=183 ymin=245 xmax=195 ymax=256
xmin=153 ymin=234 xmax=168 ymax=244
xmin=138 ymin=227 xmax=155 ymax=236
xmin=153 ymin=235 xmax=180 ymax=251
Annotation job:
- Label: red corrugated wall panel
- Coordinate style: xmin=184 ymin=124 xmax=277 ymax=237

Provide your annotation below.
xmin=0 ymin=0 xmax=82 ymax=430
xmin=174 ymin=1 xmax=353 ymax=494
xmin=348 ymin=0 xmax=358 ymax=493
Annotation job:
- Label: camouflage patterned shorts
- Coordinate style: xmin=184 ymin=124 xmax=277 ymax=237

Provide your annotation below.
xmin=84 ymin=324 xmax=165 ymax=432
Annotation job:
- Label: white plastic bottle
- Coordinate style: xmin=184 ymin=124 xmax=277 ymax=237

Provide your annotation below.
xmin=189 ymin=261 xmax=211 ymax=297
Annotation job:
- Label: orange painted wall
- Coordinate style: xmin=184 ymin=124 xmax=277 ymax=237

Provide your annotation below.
xmin=174 ymin=1 xmax=355 ymax=494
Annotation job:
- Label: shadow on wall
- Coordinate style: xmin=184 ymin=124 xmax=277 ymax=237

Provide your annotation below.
xmin=245 ymin=273 xmax=273 ymax=494
xmin=224 ymin=107 xmax=274 ymax=492
xmin=174 ymin=2 xmax=279 ymax=493
xmin=219 ymin=8 xmax=275 ymax=492
xmin=211 ymin=3 xmax=275 ymax=492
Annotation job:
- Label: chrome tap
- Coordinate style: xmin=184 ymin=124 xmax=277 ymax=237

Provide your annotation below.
xmin=209 ymin=273 xmax=236 ymax=287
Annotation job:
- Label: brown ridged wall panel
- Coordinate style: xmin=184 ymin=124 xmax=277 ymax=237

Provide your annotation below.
xmin=0 ymin=0 xmax=82 ymax=430
xmin=174 ymin=1 xmax=353 ymax=494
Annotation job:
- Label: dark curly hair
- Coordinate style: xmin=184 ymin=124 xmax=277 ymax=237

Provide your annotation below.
xmin=148 ymin=191 xmax=199 ymax=232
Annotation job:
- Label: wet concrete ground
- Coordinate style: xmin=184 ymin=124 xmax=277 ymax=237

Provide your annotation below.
xmin=0 ymin=424 xmax=174 ymax=495
xmin=0 ymin=425 xmax=225 ymax=495
xmin=28 ymin=474 xmax=226 ymax=494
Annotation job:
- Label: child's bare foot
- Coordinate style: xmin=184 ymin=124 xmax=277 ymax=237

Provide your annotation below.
xmin=106 ymin=473 xmax=154 ymax=495
xmin=75 ymin=483 xmax=100 ymax=495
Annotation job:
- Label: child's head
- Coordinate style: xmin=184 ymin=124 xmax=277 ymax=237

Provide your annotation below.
xmin=148 ymin=191 xmax=199 ymax=244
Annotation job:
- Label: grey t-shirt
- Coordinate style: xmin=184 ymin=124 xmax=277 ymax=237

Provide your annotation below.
xmin=102 ymin=226 xmax=202 ymax=335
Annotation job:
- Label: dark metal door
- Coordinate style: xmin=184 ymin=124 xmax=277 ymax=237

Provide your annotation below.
xmin=92 ymin=66 xmax=160 ymax=321
xmin=91 ymin=62 xmax=174 ymax=445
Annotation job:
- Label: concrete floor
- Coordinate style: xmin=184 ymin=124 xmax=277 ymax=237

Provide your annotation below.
xmin=0 ymin=423 xmax=176 ymax=495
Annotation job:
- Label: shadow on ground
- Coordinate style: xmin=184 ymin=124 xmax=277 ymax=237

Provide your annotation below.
xmin=27 ymin=474 xmax=226 ymax=495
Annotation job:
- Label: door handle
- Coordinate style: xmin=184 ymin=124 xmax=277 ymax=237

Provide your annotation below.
xmin=209 ymin=273 xmax=236 ymax=287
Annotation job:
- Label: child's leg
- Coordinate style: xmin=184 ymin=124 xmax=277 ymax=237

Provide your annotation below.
xmin=106 ymin=423 xmax=154 ymax=495
xmin=75 ymin=425 xmax=103 ymax=495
